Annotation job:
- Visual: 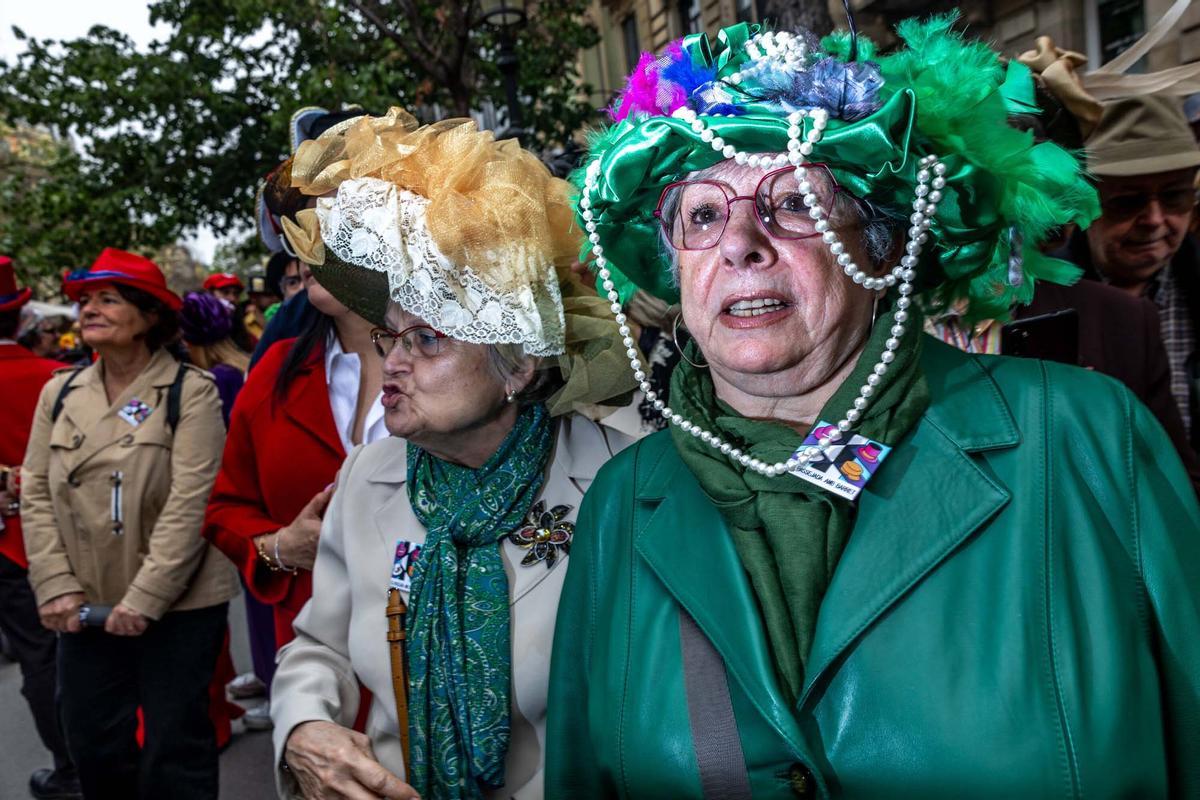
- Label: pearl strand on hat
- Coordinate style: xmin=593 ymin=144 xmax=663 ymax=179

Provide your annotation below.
xmin=579 ymin=112 xmax=945 ymax=478
xmin=729 ymin=31 xmax=807 ymax=85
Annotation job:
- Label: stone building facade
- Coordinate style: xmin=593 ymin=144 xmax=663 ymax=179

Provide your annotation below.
xmin=579 ymin=0 xmax=1196 ymax=110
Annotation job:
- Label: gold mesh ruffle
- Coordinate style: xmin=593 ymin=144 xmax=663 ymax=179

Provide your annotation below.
xmin=288 ymin=107 xmax=578 ymax=296
xmin=284 ymin=107 xmax=638 ymax=414
xmin=281 ymin=209 xmax=325 ymax=266
xmin=546 ymin=265 xmax=639 ymax=416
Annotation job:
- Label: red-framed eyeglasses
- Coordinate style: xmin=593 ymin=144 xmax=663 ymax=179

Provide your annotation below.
xmin=653 ymin=164 xmax=848 ymax=251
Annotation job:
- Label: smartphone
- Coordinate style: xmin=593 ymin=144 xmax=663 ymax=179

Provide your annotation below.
xmin=1001 ymin=309 xmax=1079 ymax=366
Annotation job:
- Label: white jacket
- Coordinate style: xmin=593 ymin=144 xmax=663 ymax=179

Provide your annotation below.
xmin=271 ymin=414 xmax=633 ymax=798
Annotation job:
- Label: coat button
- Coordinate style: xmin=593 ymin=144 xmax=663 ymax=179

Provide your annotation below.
xmin=789 ymin=763 xmax=814 ymax=798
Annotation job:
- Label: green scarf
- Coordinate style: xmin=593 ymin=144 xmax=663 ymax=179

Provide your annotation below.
xmin=405 ymin=403 xmax=554 ymax=799
xmin=670 ymin=310 xmax=929 ymax=704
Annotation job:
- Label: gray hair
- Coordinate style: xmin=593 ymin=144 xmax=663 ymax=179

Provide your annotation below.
xmin=485 ymin=343 xmax=563 ymax=408
xmin=659 ymin=161 xmax=901 ymax=284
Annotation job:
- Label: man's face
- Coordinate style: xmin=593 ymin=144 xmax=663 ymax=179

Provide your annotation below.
xmin=1086 ymin=168 xmax=1197 ymax=289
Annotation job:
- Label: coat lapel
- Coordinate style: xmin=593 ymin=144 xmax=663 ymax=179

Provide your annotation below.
xmin=798 ymin=341 xmax=1018 ymax=708
xmin=367 ymin=438 xmax=411 ymax=549
xmin=284 ymin=360 xmax=345 ymax=460
xmin=635 ymin=340 xmax=1021 ymax=748
xmin=634 ymin=440 xmax=812 ymax=758
xmin=63 ymin=350 xmax=177 ymax=470
xmin=61 ymin=366 xmax=110 ymax=441
xmin=363 ymin=418 xmax=610 ymax=608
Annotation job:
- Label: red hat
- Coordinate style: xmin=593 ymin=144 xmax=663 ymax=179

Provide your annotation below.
xmin=203 ymin=272 xmax=244 ymax=293
xmin=0 ymin=255 xmax=33 ymax=313
xmin=64 ymin=248 xmax=182 ymax=311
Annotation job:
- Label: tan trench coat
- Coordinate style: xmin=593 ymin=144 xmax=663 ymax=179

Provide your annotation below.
xmin=21 ymin=348 xmax=238 ymax=619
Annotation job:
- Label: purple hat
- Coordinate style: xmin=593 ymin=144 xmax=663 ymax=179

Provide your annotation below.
xmin=179 ymin=291 xmax=233 ymax=345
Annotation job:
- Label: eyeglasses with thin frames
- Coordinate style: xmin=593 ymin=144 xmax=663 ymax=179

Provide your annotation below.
xmin=1100 ymin=186 xmax=1197 ymax=223
xmin=370 ymin=325 xmax=447 ymax=359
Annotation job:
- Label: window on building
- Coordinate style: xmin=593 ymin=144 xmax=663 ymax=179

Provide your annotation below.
xmin=677 ymin=0 xmax=701 ymax=35
xmin=1098 ymin=0 xmax=1145 ymax=67
xmin=1085 ymin=0 xmax=1147 ymax=69
xmin=622 ymin=13 xmax=641 ymax=72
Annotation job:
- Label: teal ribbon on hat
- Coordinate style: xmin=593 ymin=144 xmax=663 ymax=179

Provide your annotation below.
xmin=405 ymin=403 xmax=554 ymax=799
xmin=679 ymin=22 xmax=756 ymax=77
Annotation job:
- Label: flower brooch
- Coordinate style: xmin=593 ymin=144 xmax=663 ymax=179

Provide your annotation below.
xmin=508 ymin=501 xmax=574 ymax=568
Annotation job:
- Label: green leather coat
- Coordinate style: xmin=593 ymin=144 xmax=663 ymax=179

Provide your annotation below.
xmin=547 ymin=340 xmax=1200 ymax=799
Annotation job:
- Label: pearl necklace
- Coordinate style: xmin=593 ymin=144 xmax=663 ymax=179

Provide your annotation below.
xmin=580 ymin=110 xmax=945 ymax=478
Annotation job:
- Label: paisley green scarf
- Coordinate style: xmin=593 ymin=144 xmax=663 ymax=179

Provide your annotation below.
xmin=405 ymin=403 xmax=553 ymax=799
xmin=670 ymin=310 xmax=928 ymax=704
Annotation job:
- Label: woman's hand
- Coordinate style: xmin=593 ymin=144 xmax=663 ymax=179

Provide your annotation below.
xmin=4 ymin=465 xmax=20 ymax=496
xmin=285 ymin=720 xmax=419 ymax=800
xmin=38 ymin=592 xmax=86 ymax=633
xmin=275 ymin=485 xmax=334 ymax=571
xmin=105 ymin=603 xmax=149 ymax=636
xmin=0 ymin=466 xmax=17 ymax=517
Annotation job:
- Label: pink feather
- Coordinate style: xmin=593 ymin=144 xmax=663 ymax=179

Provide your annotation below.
xmin=612 ymin=51 xmax=665 ymax=121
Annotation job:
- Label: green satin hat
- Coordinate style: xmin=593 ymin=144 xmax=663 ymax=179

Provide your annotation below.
xmin=576 ymin=15 xmax=1100 ymax=321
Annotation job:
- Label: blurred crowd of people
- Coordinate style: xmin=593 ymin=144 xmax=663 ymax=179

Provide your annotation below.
xmin=0 ymin=14 xmax=1197 ymax=800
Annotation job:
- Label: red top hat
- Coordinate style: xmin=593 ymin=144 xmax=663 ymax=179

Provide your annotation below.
xmin=63 ymin=248 xmax=182 ymax=311
xmin=0 ymin=255 xmax=33 ymax=313
xmin=203 ymin=272 xmax=244 ymax=293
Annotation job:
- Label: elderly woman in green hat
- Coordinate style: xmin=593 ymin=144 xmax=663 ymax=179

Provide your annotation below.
xmin=547 ymin=16 xmax=1200 ymax=799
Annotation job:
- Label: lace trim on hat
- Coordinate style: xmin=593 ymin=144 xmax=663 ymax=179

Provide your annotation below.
xmin=317 ymin=177 xmax=566 ymax=357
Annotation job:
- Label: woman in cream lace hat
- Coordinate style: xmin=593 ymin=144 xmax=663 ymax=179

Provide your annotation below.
xmin=267 ymin=109 xmax=638 ymax=800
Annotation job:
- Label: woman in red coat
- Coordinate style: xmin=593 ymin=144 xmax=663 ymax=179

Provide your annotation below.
xmin=203 ymin=265 xmax=385 ymax=674
xmin=0 ymin=256 xmax=78 ymax=798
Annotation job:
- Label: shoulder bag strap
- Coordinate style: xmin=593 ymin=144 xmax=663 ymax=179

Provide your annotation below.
xmin=679 ymin=608 xmax=753 ymax=799
xmin=386 ymin=588 xmax=412 ymax=772
xmin=166 ymin=363 xmax=187 ymax=433
xmin=50 ymin=368 xmax=85 ymax=423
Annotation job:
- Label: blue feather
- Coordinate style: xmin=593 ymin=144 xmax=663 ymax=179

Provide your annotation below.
xmin=662 ymin=57 xmax=716 ymax=96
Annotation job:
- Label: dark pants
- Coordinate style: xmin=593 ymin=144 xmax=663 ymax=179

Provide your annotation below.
xmin=0 ymin=553 xmax=72 ymax=770
xmin=57 ymin=603 xmax=228 ymax=800
xmin=241 ymin=580 xmax=277 ymax=691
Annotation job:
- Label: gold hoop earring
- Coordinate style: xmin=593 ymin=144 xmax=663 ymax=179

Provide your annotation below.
xmin=672 ymin=313 xmax=708 ymax=369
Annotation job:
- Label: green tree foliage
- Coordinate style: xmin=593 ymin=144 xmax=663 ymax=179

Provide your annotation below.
xmin=0 ymin=1 xmax=599 ymax=282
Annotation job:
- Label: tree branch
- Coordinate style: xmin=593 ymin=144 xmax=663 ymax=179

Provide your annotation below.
xmin=394 ymin=0 xmax=450 ymax=66
xmin=343 ymin=0 xmax=425 ymax=67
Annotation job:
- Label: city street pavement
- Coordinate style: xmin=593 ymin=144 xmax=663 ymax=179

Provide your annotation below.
xmin=0 ymin=592 xmax=277 ymax=799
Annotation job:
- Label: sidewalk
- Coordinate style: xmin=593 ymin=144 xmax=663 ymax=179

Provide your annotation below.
xmin=0 ymin=592 xmax=277 ymax=799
